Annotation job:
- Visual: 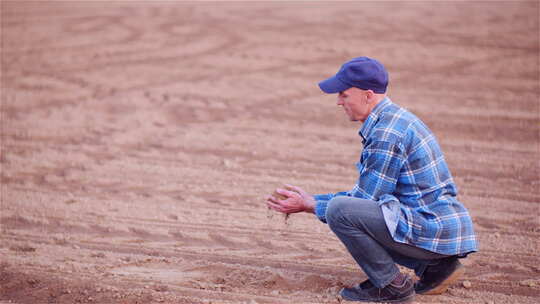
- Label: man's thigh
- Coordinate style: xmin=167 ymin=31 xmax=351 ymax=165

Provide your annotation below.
xmin=327 ymin=196 xmax=446 ymax=261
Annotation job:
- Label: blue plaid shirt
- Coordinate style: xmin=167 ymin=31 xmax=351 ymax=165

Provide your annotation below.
xmin=314 ymin=98 xmax=477 ymax=255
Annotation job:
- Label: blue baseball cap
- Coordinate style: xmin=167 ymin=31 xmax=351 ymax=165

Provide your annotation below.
xmin=318 ymin=57 xmax=388 ymax=94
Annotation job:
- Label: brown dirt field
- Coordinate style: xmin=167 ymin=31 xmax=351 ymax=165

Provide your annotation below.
xmin=1 ymin=1 xmax=539 ymax=304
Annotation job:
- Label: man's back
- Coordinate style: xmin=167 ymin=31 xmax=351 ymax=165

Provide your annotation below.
xmin=360 ymin=98 xmax=477 ymax=254
xmin=369 ymin=100 xmax=457 ymax=205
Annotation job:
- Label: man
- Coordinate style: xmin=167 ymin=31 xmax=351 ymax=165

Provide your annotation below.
xmin=266 ymin=57 xmax=477 ymax=303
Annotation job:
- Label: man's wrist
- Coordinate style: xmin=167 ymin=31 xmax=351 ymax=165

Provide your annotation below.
xmin=303 ymin=197 xmax=316 ymax=214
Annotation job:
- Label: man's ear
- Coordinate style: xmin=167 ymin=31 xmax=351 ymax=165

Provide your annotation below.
xmin=366 ymin=90 xmax=375 ymax=103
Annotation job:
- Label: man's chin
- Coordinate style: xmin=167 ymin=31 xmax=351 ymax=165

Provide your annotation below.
xmin=344 ymin=112 xmax=358 ymax=121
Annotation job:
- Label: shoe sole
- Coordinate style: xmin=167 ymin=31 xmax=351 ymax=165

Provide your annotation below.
xmin=381 ymin=292 xmax=415 ymax=303
xmin=340 ymin=291 xmax=415 ymax=303
xmin=420 ymin=264 xmax=465 ymax=295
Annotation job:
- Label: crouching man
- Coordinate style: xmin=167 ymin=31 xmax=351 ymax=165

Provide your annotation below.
xmin=267 ymin=57 xmax=477 ymax=303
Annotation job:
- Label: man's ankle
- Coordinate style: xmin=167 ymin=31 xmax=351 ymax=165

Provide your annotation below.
xmin=389 ymin=272 xmax=410 ymax=288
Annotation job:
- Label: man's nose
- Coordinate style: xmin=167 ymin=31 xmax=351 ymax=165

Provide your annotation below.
xmin=337 ymin=98 xmax=344 ymax=106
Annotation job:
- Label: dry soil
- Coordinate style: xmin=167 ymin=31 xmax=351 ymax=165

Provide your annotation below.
xmin=1 ymin=1 xmax=539 ymax=304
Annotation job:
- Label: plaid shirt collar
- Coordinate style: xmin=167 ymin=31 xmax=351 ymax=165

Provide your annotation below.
xmin=359 ymin=97 xmax=392 ymax=143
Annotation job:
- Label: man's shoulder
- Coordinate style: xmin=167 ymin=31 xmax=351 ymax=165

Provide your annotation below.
xmin=370 ymin=102 xmax=433 ymax=147
xmin=372 ymin=104 xmax=416 ymax=138
xmin=381 ymin=102 xmax=419 ymax=123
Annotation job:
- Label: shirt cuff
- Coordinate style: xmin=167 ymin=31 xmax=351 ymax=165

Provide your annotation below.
xmin=314 ymin=193 xmax=334 ymax=201
xmin=314 ymin=200 xmax=328 ymax=223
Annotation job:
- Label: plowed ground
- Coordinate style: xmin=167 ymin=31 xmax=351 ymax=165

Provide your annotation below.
xmin=1 ymin=2 xmax=539 ymax=304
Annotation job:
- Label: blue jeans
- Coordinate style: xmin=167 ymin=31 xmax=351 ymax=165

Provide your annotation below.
xmin=326 ymin=196 xmax=448 ymax=288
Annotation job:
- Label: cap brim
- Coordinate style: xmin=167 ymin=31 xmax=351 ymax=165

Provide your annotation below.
xmin=318 ymin=75 xmax=351 ymax=94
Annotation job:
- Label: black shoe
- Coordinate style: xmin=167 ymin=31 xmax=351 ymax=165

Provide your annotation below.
xmin=414 ymin=256 xmax=465 ymax=295
xmin=340 ymin=273 xmax=415 ymax=303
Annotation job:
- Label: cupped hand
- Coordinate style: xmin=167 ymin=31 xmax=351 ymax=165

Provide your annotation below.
xmin=266 ymin=184 xmax=315 ymax=214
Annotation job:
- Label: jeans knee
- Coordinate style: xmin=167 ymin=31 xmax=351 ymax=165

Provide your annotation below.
xmin=326 ymin=196 xmax=353 ymax=229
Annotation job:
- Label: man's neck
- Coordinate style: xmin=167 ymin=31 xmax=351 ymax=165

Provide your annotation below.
xmin=359 ymin=95 xmax=387 ymax=123
xmin=369 ymin=94 xmax=386 ymax=113
xmin=373 ymin=93 xmax=387 ymax=103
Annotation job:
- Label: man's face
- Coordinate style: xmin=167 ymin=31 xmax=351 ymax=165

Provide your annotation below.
xmin=337 ymin=87 xmax=371 ymax=122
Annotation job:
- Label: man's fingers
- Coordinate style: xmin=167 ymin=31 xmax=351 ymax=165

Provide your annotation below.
xmin=266 ymin=200 xmax=285 ymax=213
xmin=267 ymin=195 xmax=280 ymax=203
xmin=267 ymin=196 xmax=284 ymax=208
xmin=284 ymin=184 xmax=299 ymax=191
xmin=276 ymin=188 xmax=300 ymax=199
xmin=284 ymin=184 xmax=306 ymax=195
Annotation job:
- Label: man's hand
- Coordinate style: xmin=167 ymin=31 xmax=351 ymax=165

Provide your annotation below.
xmin=266 ymin=184 xmax=316 ymax=214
